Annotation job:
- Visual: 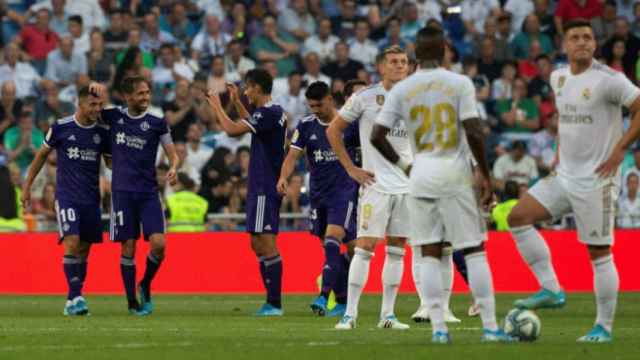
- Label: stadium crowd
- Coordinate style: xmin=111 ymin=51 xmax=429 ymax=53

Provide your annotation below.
xmin=1 ymin=0 xmax=640 ymax=231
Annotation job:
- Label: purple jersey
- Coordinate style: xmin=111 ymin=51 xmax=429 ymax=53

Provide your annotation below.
xmin=101 ymin=107 xmax=172 ymax=193
xmin=241 ymin=102 xmax=287 ymax=196
xmin=44 ymin=115 xmax=109 ymax=205
xmin=290 ymin=115 xmax=358 ymax=205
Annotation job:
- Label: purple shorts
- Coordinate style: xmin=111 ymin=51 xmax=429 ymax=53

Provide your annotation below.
xmin=55 ymin=198 xmax=103 ymax=244
xmin=110 ymin=190 xmax=165 ymax=242
xmin=246 ymin=193 xmax=282 ymax=234
xmin=310 ymin=198 xmax=357 ymax=242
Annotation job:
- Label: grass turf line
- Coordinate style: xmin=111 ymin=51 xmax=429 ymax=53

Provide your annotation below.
xmin=0 ymin=293 xmax=638 ymax=360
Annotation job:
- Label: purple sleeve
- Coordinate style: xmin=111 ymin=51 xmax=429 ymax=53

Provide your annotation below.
xmin=242 ymin=109 xmax=283 ymax=134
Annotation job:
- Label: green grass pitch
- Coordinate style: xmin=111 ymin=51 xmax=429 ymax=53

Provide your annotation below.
xmin=1 ymin=293 xmax=638 ymax=359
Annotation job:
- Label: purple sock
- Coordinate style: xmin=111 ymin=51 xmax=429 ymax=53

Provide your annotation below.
xmin=262 ymin=255 xmax=282 ymax=309
xmin=140 ymin=253 xmax=163 ymax=300
xmin=120 ymin=256 xmax=137 ymax=307
xmin=78 ymin=257 xmax=88 ymax=295
xmin=334 ymin=252 xmax=351 ymax=304
xmin=258 ymin=256 xmax=267 ymax=288
xmin=321 ymin=237 xmax=342 ymax=299
xmin=63 ymin=255 xmax=81 ymax=300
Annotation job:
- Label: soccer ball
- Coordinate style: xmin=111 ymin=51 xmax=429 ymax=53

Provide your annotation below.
xmin=503 ymin=308 xmax=541 ymax=342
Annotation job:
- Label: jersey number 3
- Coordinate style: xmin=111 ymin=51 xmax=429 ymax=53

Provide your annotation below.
xmin=409 ymin=103 xmax=457 ymax=152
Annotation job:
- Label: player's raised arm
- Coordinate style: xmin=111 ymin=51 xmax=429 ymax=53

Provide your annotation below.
xmin=206 ymin=89 xmax=252 ymax=136
xmin=227 ymin=83 xmax=251 ymax=120
xmin=327 ymin=115 xmax=374 ymax=186
xmin=21 ymin=145 xmax=52 ymax=209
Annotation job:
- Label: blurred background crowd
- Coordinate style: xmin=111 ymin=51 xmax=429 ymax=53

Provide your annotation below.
xmin=1 ymin=0 xmax=640 ymax=232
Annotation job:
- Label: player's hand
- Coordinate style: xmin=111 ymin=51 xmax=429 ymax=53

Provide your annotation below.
xmin=277 ymin=177 xmax=288 ymax=195
xmin=596 ymin=148 xmax=625 ymax=178
xmin=20 ymin=185 xmax=31 ymax=211
xmin=167 ymin=167 xmax=177 ymax=186
xmin=347 ymin=166 xmax=375 ymax=187
xmin=205 ymin=90 xmax=222 ymax=110
xmin=478 ymin=176 xmax=494 ymax=210
xmin=226 ymin=83 xmax=240 ymax=103
xmin=89 ymin=82 xmax=106 ymax=98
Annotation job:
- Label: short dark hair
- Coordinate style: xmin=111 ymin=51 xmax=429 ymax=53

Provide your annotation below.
xmin=69 ymin=15 xmax=83 ymax=26
xmin=563 ymin=18 xmax=593 ymax=34
xmin=343 ymin=79 xmax=367 ymax=98
xmin=177 ymin=172 xmax=196 ymax=191
xmin=511 ymin=140 xmax=527 ymax=151
xmin=504 ymin=180 xmax=520 ymax=200
xmin=244 ymin=69 xmax=273 ymax=94
xmin=159 ymin=43 xmax=174 ymax=52
xmin=535 ymin=54 xmax=551 ymax=62
xmin=415 ymin=26 xmax=445 ymax=63
xmin=121 ymin=76 xmax=149 ymax=94
xmin=305 ymin=81 xmax=331 ymax=101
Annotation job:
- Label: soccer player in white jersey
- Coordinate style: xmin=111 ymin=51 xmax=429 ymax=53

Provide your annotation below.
xmin=371 ymin=26 xmax=513 ymax=343
xmin=506 ymin=19 xmax=640 ymax=343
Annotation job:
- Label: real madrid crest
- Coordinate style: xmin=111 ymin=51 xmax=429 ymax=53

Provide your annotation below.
xmin=140 ymin=121 xmax=150 ymax=131
xmin=93 ymin=134 xmax=101 ymax=144
xmin=376 ymin=94 xmax=385 ymax=106
xmin=582 ymin=88 xmax=591 ymax=100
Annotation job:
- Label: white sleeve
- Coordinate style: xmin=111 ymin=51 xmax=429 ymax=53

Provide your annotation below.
xmin=492 ymin=156 xmax=506 ymax=181
xmin=459 ymin=77 xmax=480 ymax=121
xmin=375 ymin=86 xmax=402 ymax=129
xmin=606 ymin=72 xmax=640 ymax=108
xmin=338 ymin=92 xmax=365 ymax=123
xmin=191 ymin=33 xmax=205 ymax=52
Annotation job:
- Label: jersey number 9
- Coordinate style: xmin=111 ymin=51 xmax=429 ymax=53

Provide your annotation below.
xmin=409 ymin=103 xmax=457 ymax=152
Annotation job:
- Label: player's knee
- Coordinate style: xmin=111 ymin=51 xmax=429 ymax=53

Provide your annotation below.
xmin=325 ymin=225 xmax=346 ymax=241
xmin=63 ymin=236 xmax=81 ymax=255
xmin=356 ymin=237 xmax=376 ymax=252
xmin=121 ymin=241 xmax=136 ymax=257
xmin=587 ymin=245 xmax=611 ymax=261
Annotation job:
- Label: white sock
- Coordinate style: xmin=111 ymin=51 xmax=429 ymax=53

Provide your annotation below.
xmin=511 ymin=226 xmax=561 ymax=293
xmin=419 ymin=255 xmax=447 ymax=333
xmin=345 ymin=247 xmax=373 ymax=318
xmin=381 ymin=246 xmax=405 ymax=318
xmin=593 ymin=255 xmax=619 ymax=333
xmin=412 ymin=247 xmax=426 ymax=307
xmin=441 ymin=247 xmax=454 ymax=312
xmin=465 ymin=252 xmax=498 ymax=331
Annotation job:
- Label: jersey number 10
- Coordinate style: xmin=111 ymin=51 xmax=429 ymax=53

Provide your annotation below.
xmin=409 ymin=103 xmax=458 ymax=152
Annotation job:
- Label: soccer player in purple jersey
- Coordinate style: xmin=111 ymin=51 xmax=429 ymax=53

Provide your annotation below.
xmin=21 ymin=87 xmax=110 ymax=316
xmin=206 ymin=69 xmax=287 ymax=316
xmin=277 ymin=82 xmax=359 ymax=318
xmin=91 ymin=77 xmax=179 ymax=315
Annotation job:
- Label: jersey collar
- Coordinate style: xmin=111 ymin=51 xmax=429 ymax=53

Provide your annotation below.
xmin=125 ymin=108 xmax=148 ymax=119
xmin=73 ymin=115 xmax=96 ymax=129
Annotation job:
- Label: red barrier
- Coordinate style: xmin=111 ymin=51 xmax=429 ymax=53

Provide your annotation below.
xmin=0 ymin=231 xmax=638 ymax=294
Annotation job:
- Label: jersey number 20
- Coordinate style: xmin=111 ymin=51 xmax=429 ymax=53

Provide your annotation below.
xmin=409 ymin=103 xmax=457 ymax=152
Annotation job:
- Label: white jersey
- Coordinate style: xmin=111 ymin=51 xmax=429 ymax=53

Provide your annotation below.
xmin=552 ymin=61 xmax=640 ymax=190
xmin=339 ymin=82 xmax=411 ymax=194
xmin=376 ymin=68 xmax=479 ymax=198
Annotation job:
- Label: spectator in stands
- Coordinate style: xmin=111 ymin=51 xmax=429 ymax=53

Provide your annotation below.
xmin=0 ymin=81 xmax=22 ymax=139
xmin=163 ymin=79 xmax=198 ymax=143
xmin=477 ymin=36 xmax=505 ymax=82
xmin=618 ymin=173 xmax=640 ymax=228
xmin=173 ymin=142 xmax=200 ymax=191
xmin=186 ymin=123 xmax=213 ymax=185
xmin=45 ymin=35 xmax=87 ymax=88
xmin=504 ymin=0 xmax=535 ymax=34
xmin=302 ymin=17 xmax=338 ymax=65
xmin=412 ymin=0 xmax=442 ymax=25
xmin=249 ymin=15 xmax=299 ymax=77
xmin=348 ymin=19 xmax=379 ymax=73
xmin=140 ymin=13 xmax=176 ymax=53
xmin=529 ymin=110 xmax=558 ymax=176
xmin=322 ymin=41 xmax=364 ymax=82
xmin=33 ymin=80 xmax=74 ymax=132
xmin=602 ymin=17 xmax=640 ymax=82
xmin=220 ymin=1 xmax=259 ymax=43
xmin=167 ymin=172 xmax=209 ymax=232
xmin=496 ymin=76 xmax=540 ymax=133
xmin=492 ymin=180 xmax=520 ymax=231
xmin=47 ymin=0 xmax=70 ymax=36
xmin=332 ymin=0 xmax=363 ymax=39
xmin=115 ymin=30 xmax=154 ymax=69
xmin=262 ymin=60 xmax=289 ymax=99
xmin=233 ymin=146 xmax=250 ymax=180
xmin=399 ymin=1 xmax=421 ymax=43
xmin=191 ymin=14 xmax=232 ymax=69
xmin=275 ymin=71 xmax=307 ymax=131
xmin=512 ymin=13 xmax=554 ymax=60
xmin=87 ymin=29 xmax=114 ymax=86
xmin=632 ymin=2 xmax=640 ymax=38
xmin=280 ymin=172 xmax=308 ymax=230
xmin=32 ymin=182 xmax=56 ymax=222
xmin=493 ymin=140 xmax=539 ymax=191
xmin=497 ymin=10 xmax=515 ymax=43
xmin=4 ymin=111 xmax=44 ymax=174
xmin=0 ymin=164 xmax=24 ymax=232
xmin=462 ymin=0 xmax=502 ymax=37
xmin=208 ymin=55 xmax=227 ymax=94
xmin=303 ymin=52 xmax=331 ymax=86
xmin=224 ymin=39 xmax=256 ymax=84
xmin=534 ymin=0 xmax=557 ymax=37
xmin=517 ymin=39 xmax=543 ymax=81
xmin=528 ymin=54 xmax=554 ymax=109
xmin=159 ymin=1 xmax=198 ymax=45
xmin=492 ymin=61 xmax=517 ymax=100
xmin=152 ymin=43 xmax=194 ymax=94
xmin=278 ymin=0 xmax=316 ymax=42
xmin=202 ymin=174 xmax=233 ymax=215
xmin=476 ymin=16 xmax=512 ymax=62
xmin=103 ymin=9 xmax=128 ymax=53
xmin=0 ymin=43 xmax=42 ymax=100
xmin=463 ymin=57 xmax=491 ymax=103
xmin=593 ymin=0 xmax=618 ymax=43
xmin=622 ymin=146 xmax=640 ymax=194
xmin=605 ymin=38 xmax=627 ymax=72
xmin=68 ymin=15 xmax=89 ymax=55
xmin=555 ymin=0 xmax=604 ymax=35
xmin=17 ymin=8 xmax=59 ymax=74
xmin=377 ymin=17 xmax=409 ymax=51
xmin=200 ymin=146 xmax=233 ymax=194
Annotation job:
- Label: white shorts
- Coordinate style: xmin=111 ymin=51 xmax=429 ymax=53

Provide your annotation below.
xmin=408 ymin=186 xmax=487 ymax=250
xmin=529 ymin=174 xmax=618 ymax=246
xmin=357 ymin=187 xmax=410 ymax=239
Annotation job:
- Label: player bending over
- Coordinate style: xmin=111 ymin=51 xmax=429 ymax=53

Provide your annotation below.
xmin=206 ymin=69 xmax=287 ymax=316
xmin=278 ymin=81 xmax=359 ymax=318
xmin=22 ymin=87 xmax=110 ymax=316
xmin=507 ymin=19 xmax=640 ymax=343
xmin=371 ymin=26 xmax=513 ymax=343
